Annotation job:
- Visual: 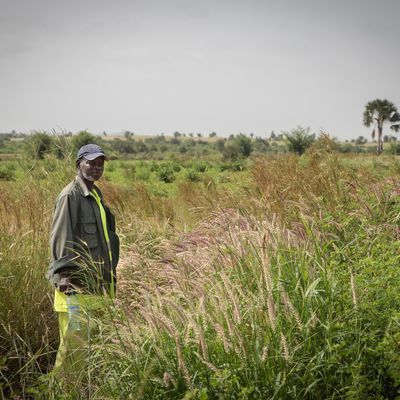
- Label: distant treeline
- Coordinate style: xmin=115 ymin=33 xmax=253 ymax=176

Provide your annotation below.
xmin=1 ymin=128 xmax=399 ymax=160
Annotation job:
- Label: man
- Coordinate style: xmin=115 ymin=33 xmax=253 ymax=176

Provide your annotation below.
xmin=47 ymin=143 xmax=119 ymax=374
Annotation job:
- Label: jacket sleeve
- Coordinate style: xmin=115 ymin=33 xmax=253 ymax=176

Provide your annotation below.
xmin=47 ymin=192 xmax=80 ymax=283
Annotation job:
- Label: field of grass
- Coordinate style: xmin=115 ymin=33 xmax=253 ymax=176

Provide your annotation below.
xmin=1 ymin=150 xmax=400 ymax=399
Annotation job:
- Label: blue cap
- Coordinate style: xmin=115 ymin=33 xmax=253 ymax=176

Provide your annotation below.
xmin=77 ymin=144 xmax=107 ymax=161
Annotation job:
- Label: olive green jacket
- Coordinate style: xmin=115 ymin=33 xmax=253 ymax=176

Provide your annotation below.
xmin=47 ymin=176 xmax=119 ymax=294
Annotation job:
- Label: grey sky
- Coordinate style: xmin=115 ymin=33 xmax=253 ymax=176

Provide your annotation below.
xmin=1 ymin=0 xmax=399 ymax=140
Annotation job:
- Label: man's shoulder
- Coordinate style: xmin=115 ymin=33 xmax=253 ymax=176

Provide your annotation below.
xmin=57 ymin=180 xmax=82 ymax=201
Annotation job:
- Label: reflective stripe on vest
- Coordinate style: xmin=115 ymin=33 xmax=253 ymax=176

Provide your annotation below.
xmin=90 ymin=189 xmax=112 ymax=263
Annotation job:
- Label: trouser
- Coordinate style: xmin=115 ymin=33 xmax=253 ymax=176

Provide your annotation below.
xmin=53 ymin=312 xmax=92 ymax=376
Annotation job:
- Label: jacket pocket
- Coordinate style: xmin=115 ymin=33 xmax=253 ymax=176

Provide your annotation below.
xmin=83 ymin=223 xmax=98 ymax=248
xmin=80 ymin=216 xmax=96 ymax=224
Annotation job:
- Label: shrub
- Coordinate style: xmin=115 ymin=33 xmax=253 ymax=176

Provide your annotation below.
xmin=223 ymin=134 xmax=253 ymax=161
xmin=214 ymin=138 xmax=226 ymax=153
xmin=220 ymin=160 xmax=245 ymax=172
xmin=283 ymin=126 xmax=315 ymax=155
xmin=25 ymin=132 xmax=53 ymax=159
xmin=193 ymin=161 xmax=208 ymax=173
xmin=0 ymin=164 xmax=15 ymax=180
xmin=158 ymin=165 xmax=176 ymax=183
xmin=111 ymin=139 xmax=137 ymax=154
xmin=339 ymin=143 xmax=356 ymax=153
xmin=186 ymin=169 xmax=201 ymax=182
xmin=179 ymin=145 xmax=188 ymax=154
xmin=71 ymin=131 xmax=99 ymax=152
xmin=0 ymin=136 xmax=10 ymax=149
xmin=169 ymin=161 xmax=182 ymax=173
xmin=388 ymin=142 xmax=400 ymax=155
xmin=253 ymin=137 xmax=270 ymax=153
xmin=136 ymin=166 xmax=151 ymax=181
xmin=150 ymin=162 xmax=160 ymax=172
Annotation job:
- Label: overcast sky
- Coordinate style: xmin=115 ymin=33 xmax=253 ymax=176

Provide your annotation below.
xmin=1 ymin=0 xmax=399 ymax=140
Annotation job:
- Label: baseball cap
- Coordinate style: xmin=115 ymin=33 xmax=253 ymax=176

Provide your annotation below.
xmin=77 ymin=144 xmax=107 ymax=161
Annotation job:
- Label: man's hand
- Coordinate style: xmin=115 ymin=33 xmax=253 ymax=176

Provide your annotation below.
xmin=58 ymin=275 xmax=73 ymax=294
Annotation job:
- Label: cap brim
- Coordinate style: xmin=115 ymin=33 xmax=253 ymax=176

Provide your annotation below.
xmin=84 ymin=153 xmax=107 ymax=161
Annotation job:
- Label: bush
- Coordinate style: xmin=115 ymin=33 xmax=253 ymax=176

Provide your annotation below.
xmin=150 ymin=162 xmax=160 ymax=172
xmin=388 ymin=142 xmax=400 ymax=155
xmin=158 ymin=165 xmax=176 ymax=183
xmin=186 ymin=169 xmax=201 ymax=182
xmin=220 ymin=160 xmax=246 ymax=172
xmin=136 ymin=166 xmax=151 ymax=181
xmin=0 ymin=164 xmax=15 ymax=180
xmin=283 ymin=126 xmax=315 ymax=155
xmin=339 ymin=143 xmax=356 ymax=153
xmin=168 ymin=161 xmax=182 ymax=173
xmin=0 ymin=136 xmax=10 ymax=150
xmin=214 ymin=138 xmax=226 ymax=153
xmin=253 ymin=137 xmax=270 ymax=153
xmin=111 ymin=139 xmax=137 ymax=154
xmin=223 ymin=134 xmax=253 ymax=161
xmin=25 ymin=132 xmax=53 ymax=159
xmin=71 ymin=131 xmax=99 ymax=152
xmin=179 ymin=145 xmax=188 ymax=154
xmin=193 ymin=161 xmax=208 ymax=173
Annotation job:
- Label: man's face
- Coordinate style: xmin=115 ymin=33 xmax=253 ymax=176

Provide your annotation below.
xmin=79 ymin=156 xmax=105 ymax=182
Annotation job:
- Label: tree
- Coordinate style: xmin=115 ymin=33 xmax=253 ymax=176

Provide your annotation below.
xmin=124 ymin=131 xmax=134 ymax=139
xmin=71 ymin=131 xmax=98 ymax=152
xmin=283 ymin=126 xmax=315 ymax=155
xmin=392 ymin=121 xmax=400 ymax=134
xmin=234 ymin=133 xmax=253 ymax=157
xmin=222 ymin=134 xmax=253 ymax=161
xmin=355 ymin=136 xmax=367 ymax=145
xmin=363 ymin=99 xmax=400 ymax=155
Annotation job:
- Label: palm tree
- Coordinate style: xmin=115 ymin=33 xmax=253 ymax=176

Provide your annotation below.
xmin=363 ymin=99 xmax=400 ymax=155
xmin=391 ymin=116 xmax=400 ymax=134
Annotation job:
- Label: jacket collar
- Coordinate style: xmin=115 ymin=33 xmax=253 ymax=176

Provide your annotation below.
xmin=75 ymin=175 xmax=94 ymax=197
xmin=75 ymin=175 xmax=103 ymax=199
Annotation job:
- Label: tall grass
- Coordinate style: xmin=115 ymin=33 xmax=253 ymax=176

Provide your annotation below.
xmin=0 ymin=180 xmax=56 ymax=398
xmin=1 ymin=153 xmax=400 ymax=398
xmin=86 ymin=193 xmax=399 ymax=399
